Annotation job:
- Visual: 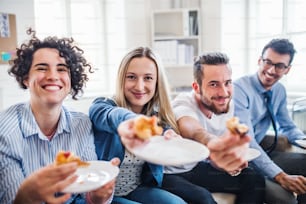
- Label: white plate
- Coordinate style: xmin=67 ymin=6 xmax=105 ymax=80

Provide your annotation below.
xmin=245 ymin=148 xmax=261 ymax=161
xmin=129 ymin=136 xmax=210 ymax=166
xmin=62 ymin=161 xmax=119 ymax=193
xmin=295 ymin=139 xmax=306 ymax=148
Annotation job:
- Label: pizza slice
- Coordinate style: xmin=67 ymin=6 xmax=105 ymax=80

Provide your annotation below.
xmin=134 ymin=115 xmax=163 ymax=140
xmin=226 ymin=117 xmax=249 ymax=137
xmin=54 ymin=150 xmax=90 ymax=167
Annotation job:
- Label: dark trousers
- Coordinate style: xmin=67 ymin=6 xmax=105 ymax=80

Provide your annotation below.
xmin=270 ymin=151 xmax=306 ymax=203
xmin=162 ymin=162 xmax=265 ymax=204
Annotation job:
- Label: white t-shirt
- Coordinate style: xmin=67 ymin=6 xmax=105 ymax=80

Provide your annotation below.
xmin=164 ymin=91 xmax=234 ymax=174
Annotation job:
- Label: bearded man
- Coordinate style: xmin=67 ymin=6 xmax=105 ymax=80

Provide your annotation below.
xmin=161 ymin=52 xmax=265 ymax=204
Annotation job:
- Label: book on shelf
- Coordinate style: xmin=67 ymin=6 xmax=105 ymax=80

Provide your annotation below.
xmin=153 ymin=40 xmax=195 ymax=66
xmin=183 ymin=10 xmax=189 ymax=36
xmin=189 ymin=11 xmax=198 ymax=36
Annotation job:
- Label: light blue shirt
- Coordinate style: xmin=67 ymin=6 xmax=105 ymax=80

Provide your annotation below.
xmin=234 ymin=73 xmax=305 ymax=178
xmin=0 ymin=103 xmax=97 ymax=203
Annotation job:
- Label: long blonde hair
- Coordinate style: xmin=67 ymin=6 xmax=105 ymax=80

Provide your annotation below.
xmin=114 ymin=47 xmax=179 ymax=133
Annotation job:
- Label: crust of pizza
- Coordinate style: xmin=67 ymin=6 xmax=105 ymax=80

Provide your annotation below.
xmin=133 ymin=115 xmax=163 ymax=140
xmin=55 ymin=150 xmax=90 ymax=167
xmin=226 ymin=117 xmax=249 ymax=137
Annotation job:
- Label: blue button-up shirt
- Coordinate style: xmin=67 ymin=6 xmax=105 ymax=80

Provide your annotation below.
xmin=0 ymin=103 xmax=97 ymax=203
xmin=233 ymin=73 xmax=305 ymax=178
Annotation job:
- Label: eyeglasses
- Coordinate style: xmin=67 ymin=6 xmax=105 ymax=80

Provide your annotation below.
xmin=261 ymin=58 xmax=290 ymax=72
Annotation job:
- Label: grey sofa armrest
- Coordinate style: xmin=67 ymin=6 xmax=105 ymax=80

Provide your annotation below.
xmin=260 ymin=134 xmax=292 ymax=152
xmin=260 ymin=134 xmax=306 ymax=153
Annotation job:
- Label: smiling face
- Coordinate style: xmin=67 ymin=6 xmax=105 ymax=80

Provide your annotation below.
xmin=123 ymin=57 xmax=157 ymax=113
xmin=23 ymin=48 xmax=71 ymax=108
xmin=193 ymin=64 xmax=232 ymax=114
xmin=258 ymin=48 xmax=291 ymax=90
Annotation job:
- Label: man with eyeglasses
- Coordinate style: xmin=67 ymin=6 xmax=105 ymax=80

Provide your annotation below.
xmin=234 ymin=38 xmax=306 ymax=204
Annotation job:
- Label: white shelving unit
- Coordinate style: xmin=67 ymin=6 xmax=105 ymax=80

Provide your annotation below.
xmin=151 ymin=8 xmax=200 ymax=91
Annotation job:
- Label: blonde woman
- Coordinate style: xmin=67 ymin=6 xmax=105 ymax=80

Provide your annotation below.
xmin=89 ymin=47 xmax=185 ymax=204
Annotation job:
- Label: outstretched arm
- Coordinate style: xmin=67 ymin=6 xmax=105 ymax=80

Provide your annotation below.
xmin=177 ymin=116 xmax=249 ymax=172
xmin=89 ymin=97 xmax=136 ymax=133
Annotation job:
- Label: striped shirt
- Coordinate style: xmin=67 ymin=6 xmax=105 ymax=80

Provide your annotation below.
xmin=0 ymin=103 xmax=97 ymax=203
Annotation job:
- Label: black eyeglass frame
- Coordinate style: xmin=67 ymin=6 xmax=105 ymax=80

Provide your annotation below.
xmin=261 ymin=57 xmax=290 ymax=72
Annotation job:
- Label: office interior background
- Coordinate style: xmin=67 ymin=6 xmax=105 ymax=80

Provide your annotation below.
xmin=1 ymin=0 xmax=306 ymax=114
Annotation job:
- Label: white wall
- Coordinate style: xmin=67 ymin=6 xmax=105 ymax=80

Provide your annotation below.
xmin=200 ymin=0 xmax=222 ymax=51
xmin=103 ymin=0 xmax=153 ymax=95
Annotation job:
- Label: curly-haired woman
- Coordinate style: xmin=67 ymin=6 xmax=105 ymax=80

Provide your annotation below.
xmin=0 ymin=28 xmax=118 ymax=204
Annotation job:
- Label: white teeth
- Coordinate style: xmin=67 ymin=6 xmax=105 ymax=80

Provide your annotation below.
xmin=44 ymin=85 xmax=60 ymax=91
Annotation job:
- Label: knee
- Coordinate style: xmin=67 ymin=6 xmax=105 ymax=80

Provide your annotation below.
xmin=189 ymin=189 xmax=216 ymax=204
xmin=166 ymin=195 xmax=187 ymax=204
xmin=242 ymin=168 xmax=265 ymax=189
xmin=158 ymin=192 xmax=186 ymax=204
xmin=254 ymin=173 xmax=265 ymax=188
xmin=197 ymin=194 xmax=216 ymax=204
xmin=265 ymin=179 xmax=297 ymax=204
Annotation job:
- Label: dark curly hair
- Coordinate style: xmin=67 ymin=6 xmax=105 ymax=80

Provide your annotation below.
xmin=8 ymin=28 xmax=93 ymax=100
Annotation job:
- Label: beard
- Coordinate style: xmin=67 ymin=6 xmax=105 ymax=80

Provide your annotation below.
xmin=200 ymin=93 xmax=231 ymax=115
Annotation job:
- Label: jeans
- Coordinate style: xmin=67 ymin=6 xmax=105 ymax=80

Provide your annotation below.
xmin=265 ymin=178 xmax=297 ymax=204
xmin=162 ymin=162 xmax=265 ymax=204
xmin=112 ymin=186 xmax=186 ymax=204
xmin=270 ymin=151 xmax=306 ymax=204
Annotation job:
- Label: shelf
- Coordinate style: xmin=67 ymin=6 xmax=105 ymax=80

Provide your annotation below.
xmin=153 ymin=9 xmax=199 ymax=37
xmin=152 ymin=8 xmax=200 ymax=89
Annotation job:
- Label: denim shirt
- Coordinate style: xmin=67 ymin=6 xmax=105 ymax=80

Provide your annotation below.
xmin=89 ymin=97 xmax=163 ymax=187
